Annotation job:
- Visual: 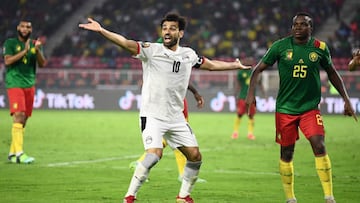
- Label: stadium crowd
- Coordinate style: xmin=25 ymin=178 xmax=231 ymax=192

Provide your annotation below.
xmin=0 ymin=0 xmax=359 ymax=90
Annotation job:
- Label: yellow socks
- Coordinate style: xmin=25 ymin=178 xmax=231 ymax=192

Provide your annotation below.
xmin=279 ymin=155 xmax=334 ymax=201
xmin=248 ymin=118 xmax=254 ymax=134
xmin=233 ymin=117 xmax=241 ymax=132
xmin=11 ymin=123 xmax=24 ymax=156
xmin=174 ymin=149 xmax=187 ymax=177
xmin=279 ymin=160 xmax=295 ymax=200
xmin=315 ymin=154 xmax=333 ymax=198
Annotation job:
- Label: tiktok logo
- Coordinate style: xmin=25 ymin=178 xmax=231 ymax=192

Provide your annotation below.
xmin=33 ymin=89 xmax=95 ymax=109
xmin=210 ymin=91 xmax=236 ymax=112
xmin=209 ymin=91 xmax=276 ymax=113
xmin=118 ymin=90 xmax=141 ymax=110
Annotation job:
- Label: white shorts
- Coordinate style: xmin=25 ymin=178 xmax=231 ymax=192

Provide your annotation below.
xmin=139 ymin=116 xmax=198 ymax=150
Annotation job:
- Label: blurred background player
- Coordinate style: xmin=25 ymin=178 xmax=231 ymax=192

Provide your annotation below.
xmin=3 ymin=18 xmax=47 ymax=163
xmin=232 ymin=64 xmax=265 ymax=140
xmin=130 ymin=84 xmax=207 ymax=183
xmin=246 ymin=12 xmax=357 ymax=203
xmin=348 ymin=48 xmax=360 ymax=71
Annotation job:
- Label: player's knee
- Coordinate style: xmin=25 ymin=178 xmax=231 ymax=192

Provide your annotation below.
xmin=187 ymin=151 xmax=202 ymax=162
xmin=281 ymin=146 xmax=295 ymax=162
xmin=313 ymin=144 xmax=326 ymax=156
xmin=309 ymin=135 xmax=326 ymax=155
xmin=13 ymin=112 xmax=26 ymax=124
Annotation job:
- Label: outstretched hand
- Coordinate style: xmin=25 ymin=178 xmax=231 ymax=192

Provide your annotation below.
xmin=235 ymin=58 xmax=252 ymax=69
xmin=79 ymin=18 xmax=102 ymax=32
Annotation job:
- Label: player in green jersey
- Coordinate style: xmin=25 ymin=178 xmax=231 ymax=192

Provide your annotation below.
xmin=232 ymin=68 xmax=264 ymax=140
xmin=3 ymin=18 xmax=47 ymax=164
xmin=246 ymin=12 xmax=357 ymax=203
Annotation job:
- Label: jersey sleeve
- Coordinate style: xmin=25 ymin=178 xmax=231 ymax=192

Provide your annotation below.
xmin=261 ymin=40 xmax=280 ymax=66
xmin=192 ymin=55 xmax=205 ymax=69
xmin=3 ymin=39 xmax=15 ymax=56
xmin=133 ymin=41 xmax=153 ymax=61
xmin=320 ymin=43 xmax=333 ymax=70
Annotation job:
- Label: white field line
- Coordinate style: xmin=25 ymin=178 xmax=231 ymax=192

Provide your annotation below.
xmin=46 ymin=148 xmax=358 ymax=178
xmin=46 ymin=148 xmax=221 ymax=167
xmin=47 ymin=154 xmax=140 ymax=167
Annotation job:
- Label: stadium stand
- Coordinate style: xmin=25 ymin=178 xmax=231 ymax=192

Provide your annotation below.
xmin=0 ymin=0 xmax=83 ymax=45
xmin=0 ymin=0 xmax=359 ymax=90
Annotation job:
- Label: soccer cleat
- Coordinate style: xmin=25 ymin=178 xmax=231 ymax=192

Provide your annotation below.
xmin=231 ymin=132 xmax=239 ymax=139
xmin=8 ymin=155 xmax=17 ymax=163
xmin=123 ymin=195 xmax=136 ymax=203
xmin=286 ymin=198 xmax=297 ymax=203
xmin=16 ymin=153 xmax=35 ymax=164
xmin=196 ymin=177 xmax=207 ymax=183
xmin=325 ymin=197 xmax=336 ymax=203
xmin=247 ymin=133 xmax=255 ymax=140
xmin=176 ymin=195 xmax=194 ymax=203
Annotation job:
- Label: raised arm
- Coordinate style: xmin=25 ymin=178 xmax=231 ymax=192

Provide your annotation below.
xmin=199 ymin=58 xmax=251 ymax=71
xmin=79 ymin=18 xmax=138 ymax=55
xmin=34 ymin=38 xmax=47 ymax=67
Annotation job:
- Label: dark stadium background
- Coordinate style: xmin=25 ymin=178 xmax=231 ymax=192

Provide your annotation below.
xmin=1 ymin=0 xmax=359 ymax=113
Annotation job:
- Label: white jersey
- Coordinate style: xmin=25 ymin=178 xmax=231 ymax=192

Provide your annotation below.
xmin=134 ymin=42 xmax=203 ymax=121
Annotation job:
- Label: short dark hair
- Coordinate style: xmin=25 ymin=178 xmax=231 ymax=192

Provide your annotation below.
xmin=19 ymin=15 xmax=32 ymax=23
xmin=160 ymin=13 xmax=187 ymax=31
xmin=293 ymin=12 xmax=313 ymax=28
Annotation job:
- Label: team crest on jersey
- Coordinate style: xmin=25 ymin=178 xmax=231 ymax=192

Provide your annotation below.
xmin=16 ymin=45 xmax=21 ymax=52
xmin=309 ymin=52 xmax=318 ymax=62
xmin=141 ymin=42 xmax=151 ymax=48
xmin=145 ymin=136 xmax=153 ymax=144
xmin=286 ymin=49 xmax=293 ymax=60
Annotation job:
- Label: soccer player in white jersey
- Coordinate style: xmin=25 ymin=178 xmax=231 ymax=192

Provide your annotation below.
xmin=79 ymin=12 xmax=251 ymax=203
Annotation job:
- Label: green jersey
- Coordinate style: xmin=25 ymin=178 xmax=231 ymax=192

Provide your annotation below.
xmin=236 ymin=69 xmax=252 ymax=99
xmin=3 ymin=37 xmax=40 ymax=88
xmin=262 ymin=36 xmax=332 ymax=114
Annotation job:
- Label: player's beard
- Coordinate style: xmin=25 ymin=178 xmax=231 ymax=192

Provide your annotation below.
xmin=18 ymin=30 xmax=31 ymax=41
xmin=164 ymin=36 xmax=178 ymax=49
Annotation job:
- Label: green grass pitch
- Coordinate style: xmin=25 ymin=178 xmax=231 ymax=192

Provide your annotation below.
xmin=0 ymin=110 xmax=359 ymax=203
